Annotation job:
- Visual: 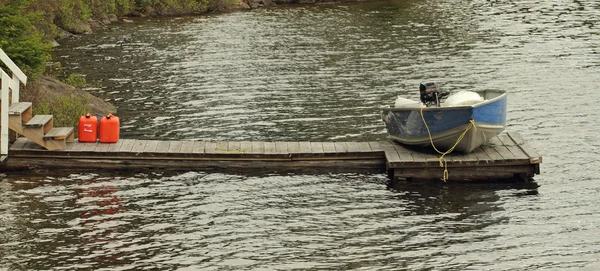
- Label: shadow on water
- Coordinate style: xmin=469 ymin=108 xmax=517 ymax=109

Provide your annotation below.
xmin=386 ymin=179 xmax=540 ymax=216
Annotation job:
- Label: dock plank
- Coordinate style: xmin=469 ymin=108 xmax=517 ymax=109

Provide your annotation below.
xmin=488 ymin=136 xmax=515 ymax=160
xmin=310 ymin=142 xmax=324 ymax=154
xmin=9 ymin=138 xmax=28 ymax=151
xmin=240 ymin=141 xmax=252 ymax=154
xmin=215 ymin=141 xmax=229 ymax=154
xmin=264 ymin=142 xmax=277 ymax=154
xmin=368 ymin=141 xmax=383 ymax=152
xmin=345 ymin=142 xmax=361 ymax=153
xmin=105 ymin=140 xmax=124 ymax=153
xmin=333 ymin=142 xmax=347 ymax=153
xmin=275 ymin=142 xmax=288 ymax=155
xmin=82 ymin=142 xmax=99 ymax=152
xmin=298 ymin=142 xmax=312 ymax=154
xmin=131 ymin=140 xmax=147 ymax=154
xmin=143 ymin=140 xmax=160 ymax=153
xmin=155 ymin=141 xmax=171 ymax=153
xmin=322 ymin=142 xmax=336 ymax=153
xmin=168 ymin=141 xmax=183 ymax=153
xmin=180 ymin=141 xmax=195 ymax=154
xmin=357 ymin=142 xmax=372 ymax=152
xmin=118 ymin=139 xmax=136 ymax=153
xmin=204 ymin=141 xmax=217 ymax=154
xmin=228 ymin=141 xmax=242 ymax=154
xmin=508 ymin=132 xmax=542 ymax=163
xmin=496 ymin=134 xmax=530 ymax=162
xmin=287 ymin=142 xmax=301 ymax=154
xmin=471 ymin=147 xmax=491 ymax=164
xmin=192 ymin=141 xmax=206 ymax=154
xmin=252 ymin=141 xmax=265 ymax=154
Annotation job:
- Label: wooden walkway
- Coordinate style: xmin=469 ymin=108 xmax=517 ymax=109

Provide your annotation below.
xmin=1 ymin=132 xmax=541 ymax=181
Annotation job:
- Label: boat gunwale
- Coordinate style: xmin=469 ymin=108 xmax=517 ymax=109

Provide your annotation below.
xmin=380 ymin=90 xmax=507 ymax=112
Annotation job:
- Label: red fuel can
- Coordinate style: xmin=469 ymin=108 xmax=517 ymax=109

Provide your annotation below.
xmin=78 ymin=113 xmax=98 ymax=142
xmin=99 ymin=114 xmax=120 ymax=143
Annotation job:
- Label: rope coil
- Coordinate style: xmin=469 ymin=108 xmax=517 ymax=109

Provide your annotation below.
xmin=419 ymin=106 xmax=476 ymax=182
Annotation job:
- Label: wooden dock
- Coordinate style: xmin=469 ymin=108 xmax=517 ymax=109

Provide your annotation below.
xmin=1 ymin=132 xmax=541 ymax=181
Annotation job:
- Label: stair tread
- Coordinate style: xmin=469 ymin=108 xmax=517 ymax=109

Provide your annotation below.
xmin=8 ymin=102 xmax=32 ymax=115
xmin=25 ymin=115 xmax=53 ymax=127
xmin=43 ymin=127 xmax=74 ymax=140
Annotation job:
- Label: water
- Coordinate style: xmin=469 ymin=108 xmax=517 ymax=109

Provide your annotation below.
xmin=2 ymin=0 xmax=600 ymax=269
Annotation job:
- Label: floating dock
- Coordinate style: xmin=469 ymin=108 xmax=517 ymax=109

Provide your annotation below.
xmin=1 ymin=132 xmax=541 ymax=181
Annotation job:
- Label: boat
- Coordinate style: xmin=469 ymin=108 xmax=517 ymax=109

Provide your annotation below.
xmin=381 ymin=82 xmax=507 ymax=153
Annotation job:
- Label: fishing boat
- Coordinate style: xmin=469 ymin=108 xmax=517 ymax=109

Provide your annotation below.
xmin=381 ymin=82 xmax=507 ymax=153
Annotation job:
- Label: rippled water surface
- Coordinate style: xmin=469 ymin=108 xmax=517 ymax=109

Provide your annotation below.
xmin=3 ymin=0 xmax=600 ymax=269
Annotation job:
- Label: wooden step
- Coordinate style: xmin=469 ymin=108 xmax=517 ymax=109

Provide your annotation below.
xmin=44 ymin=127 xmax=75 ymax=142
xmin=25 ymin=115 xmax=53 ymax=128
xmin=8 ymin=102 xmax=33 ymax=126
xmin=8 ymin=102 xmax=32 ymax=115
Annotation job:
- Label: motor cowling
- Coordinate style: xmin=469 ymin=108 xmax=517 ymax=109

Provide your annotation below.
xmin=419 ymin=82 xmax=449 ymax=106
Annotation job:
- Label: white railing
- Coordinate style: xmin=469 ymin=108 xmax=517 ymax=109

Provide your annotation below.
xmin=0 ymin=48 xmax=28 ymax=158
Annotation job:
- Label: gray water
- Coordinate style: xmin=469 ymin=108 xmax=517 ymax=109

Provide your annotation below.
xmin=2 ymin=0 xmax=600 ymax=269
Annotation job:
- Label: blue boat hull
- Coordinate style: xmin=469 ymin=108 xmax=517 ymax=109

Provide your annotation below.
xmin=381 ymin=90 xmax=507 ymax=153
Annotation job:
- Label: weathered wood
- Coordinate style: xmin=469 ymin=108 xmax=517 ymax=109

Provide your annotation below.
xmin=118 ymin=139 xmax=136 ymax=153
xmin=507 ymin=131 xmax=542 ymax=164
xmin=81 ymin=142 xmax=98 ymax=152
xmin=322 ymin=142 xmax=336 ymax=153
xmin=204 ymin=141 xmax=217 ymax=154
xmin=263 ymin=142 xmax=277 ymax=154
xmin=240 ymin=141 xmax=252 ymax=154
xmin=143 ymin=140 xmax=160 ymax=153
xmin=496 ymin=134 xmax=530 ymax=162
xmin=192 ymin=141 xmax=206 ymax=154
xmin=394 ymin=165 xmax=537 ymax=181
xmin=287 ymin=141 xmax=301 ymax=153
xmin=298 ymin=142 xmax=312 ymax=154
xmin=180 ymin=141 xmax=195 ymax=154
xmin=368 ymin=141 xmax=383 ymax=152
xmin=2 ymin=132 xmax=540 ymax=181
xmin=105 ymin=140 xmax=124 ymax=152
xmin=251 ymin=141 xmax=264 ymax=154
xmin=275 ymin=142 xmax=288 ymax=155
xmin=9 ymin=137 xmax=27 ymax=150
xmin=168 ymin=141 xmax=183 ymax=153
xmin=8 ymin=102 xmax=31 ymax=115
xmin=357 ymin=142 xmax=372 ymax=152
xmin=487 ymin=136 xmax=515 ymax=160
xmin=43 ymin=127 xmax=74 ymax=140
xmin=131 ymin=140 xmax=147 ymax=154
xmin=155 ymin=141 xmax=170 ymax=153
xmin=334 ymin=142 xmax=347 ymax=153
xmin=25 ymin=115 xmax=52 ymax=128
xmin=310 ymin=142 xmax=324 ymax=154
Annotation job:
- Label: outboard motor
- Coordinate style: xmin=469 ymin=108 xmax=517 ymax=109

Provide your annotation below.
xmin=419 ymin=82 xmax=449 ymax=107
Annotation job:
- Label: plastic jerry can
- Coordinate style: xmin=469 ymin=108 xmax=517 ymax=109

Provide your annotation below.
xmin=99 ymin=114 xmax=120 ymax=143
xmin=78 ymin=113 xmax=98 ymax=142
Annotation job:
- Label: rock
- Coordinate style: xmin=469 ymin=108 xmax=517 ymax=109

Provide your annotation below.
xmin=51 ymin=39 xmax=60 ymax=47
xmin=69 ymin=20 xmax=92 ymax=34
xmin=231 ymin=0 xmax=251 ymax=9
xmin=123 ymin=18 xmax=134 ymax=23
xmin=55 ymin=27 xmax=74 ymax=40
xmin=107 ymin=14 xmax=119 ymax=23
xmin=21 ymin=76 xmax=117 ymax=117
xmin=87 ymin=18 xmax=103 ymax=29
xmin=99 ymin=15 xmax=111 ymax=25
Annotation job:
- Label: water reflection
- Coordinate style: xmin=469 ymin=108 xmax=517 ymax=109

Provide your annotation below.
xmin=0 ymin=172 xmax=542 ymax=270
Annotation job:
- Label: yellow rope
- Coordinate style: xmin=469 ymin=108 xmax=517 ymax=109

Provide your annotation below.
xmin=419 ymin=106 xmax=476 ymax=182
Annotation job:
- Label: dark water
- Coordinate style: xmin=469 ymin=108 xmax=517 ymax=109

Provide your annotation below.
xmin=2 ymin=0 xmax=600 ymax=269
